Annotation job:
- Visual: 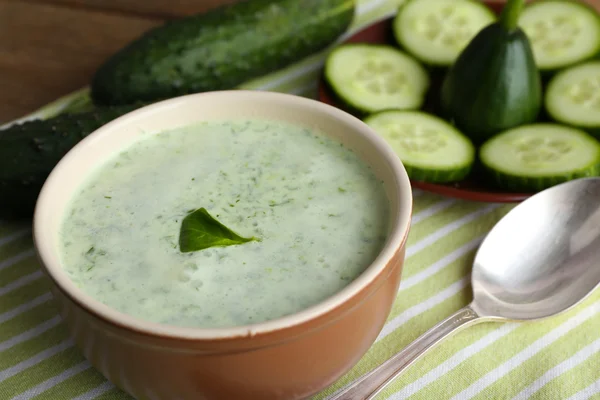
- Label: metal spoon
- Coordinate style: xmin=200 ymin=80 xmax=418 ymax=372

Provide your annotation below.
xmin=331 ymin=177 xmax=600 ymax=400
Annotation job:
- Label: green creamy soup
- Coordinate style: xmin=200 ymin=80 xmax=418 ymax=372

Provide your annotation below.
xmin=60 ymin=119 xmax=390 ymax=328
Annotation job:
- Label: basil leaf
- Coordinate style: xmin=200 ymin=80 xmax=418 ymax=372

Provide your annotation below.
xmin=179 ymin=207 xmax=258 ymax=253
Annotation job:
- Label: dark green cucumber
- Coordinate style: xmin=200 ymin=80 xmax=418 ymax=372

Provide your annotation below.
xmin=364 ymin=110 xmax=475 ymax=183
xmin=0 ymin=105 xmax=141 ymax=219
xmin=480 ymin=123 xmax=600 ymax=192
xmin=440 ymin=0 xmax=542 ymax=144
xmin=545 ymin=61 xmax=600 ymax=137
xmin=518 ymin=0 xmax=600 ymax=72
xmin=91 ymin=0 xmax=355 ymax=106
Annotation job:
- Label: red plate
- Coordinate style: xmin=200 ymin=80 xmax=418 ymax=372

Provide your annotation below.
xmin=317 ymin=2 xmax=533 ymax=203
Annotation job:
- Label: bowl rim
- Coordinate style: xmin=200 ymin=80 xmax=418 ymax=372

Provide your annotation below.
xmin=33 ymin=90 xmax=413 ymax=341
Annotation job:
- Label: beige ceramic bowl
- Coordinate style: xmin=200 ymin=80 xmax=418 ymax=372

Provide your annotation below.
xmin=33 ymin=90 xmax=413 ymax=400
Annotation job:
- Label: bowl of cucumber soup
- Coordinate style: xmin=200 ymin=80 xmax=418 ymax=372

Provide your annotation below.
xmin=33 ymin=90 xmax=412 ymax=400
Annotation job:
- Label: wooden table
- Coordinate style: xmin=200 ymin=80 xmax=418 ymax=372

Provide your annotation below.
xmin=0 ymin=0 xmax=239 ymax=123
xmin=1 ymin=0 xmax=599 ymax=123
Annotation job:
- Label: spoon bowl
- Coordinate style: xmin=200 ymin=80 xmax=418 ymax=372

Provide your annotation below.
xmin=332 ymin=177 xmax=600 ymax=400
xmin=472 ymin=177 xmax=600 ymax=320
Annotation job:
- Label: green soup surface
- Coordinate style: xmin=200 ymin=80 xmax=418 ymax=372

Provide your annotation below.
xmin=60 ymin=119 xmax=390 ymax=328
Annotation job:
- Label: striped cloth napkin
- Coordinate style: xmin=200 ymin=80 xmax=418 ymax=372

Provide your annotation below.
xmin=1 ymin=1 xmax=599 ymax=399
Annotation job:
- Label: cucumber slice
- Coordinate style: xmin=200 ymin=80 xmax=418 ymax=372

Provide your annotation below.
xmin=545 ymin=61 xmax=600 ymax=136
xmin=518 ymin=0 xmax=600 ymax=71
xmin=393 ymin=0 xmax=496 ymax=66
xmin=364 ymin=110 xmax=475 ymax=183
xmin=324 ymin=44 xmax=430 ymax=114
xmin=480 ymin=124 xmax=600 ymax=192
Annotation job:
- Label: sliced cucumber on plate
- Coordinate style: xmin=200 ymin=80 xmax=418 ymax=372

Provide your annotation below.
xmin=519 ymin=0 xmax=600 ymax=71
xmin=324 ymin=44 xmax=430 ymax=114
xmin=545 ymin=61 xmax=600 ymax=136
xmin=364 ymin=110 xmax=475 ymax=183
xmin=393 ymin=0 xmax=496 ymax=66
xmin=321 ymin=0 xmax=600 ymax=194
xmin=480 ymin=124 xmax=600 ymax=192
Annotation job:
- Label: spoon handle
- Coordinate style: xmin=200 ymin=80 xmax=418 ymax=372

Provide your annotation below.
xmin=329 ymin=305 xmax=481 ymax=400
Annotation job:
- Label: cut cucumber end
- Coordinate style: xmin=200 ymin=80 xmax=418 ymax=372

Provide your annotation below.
xmin=545 ymin=61 xmax=600 ymax=130
xmin=393 ymin=0 xmax=496 ymax=66
xmin=324 ymin=44 xmax=430 ymax=114
xmin=364 ymin=110 xmax=475 ymax=183
xmin=480 ymin=123 xmax=600 ymax=191
xmin=519 ymin=0 xmax=600 ymax=71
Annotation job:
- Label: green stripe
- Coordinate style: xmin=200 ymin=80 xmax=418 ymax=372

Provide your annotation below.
xmin=0 ymin=260 xmax=40 ymax=291
xmin=0 ymin=302 xmax=59 ymax=344
xmin=393 ymin=294 xmax=600 ymax=400
xmin=0 ymin=235 xmax=33 ymax=260
xmin=405 ymin=312 xmax=600 ymax=400
xmin=0 ymin=324 xmax=69 ymax=371
xmin=0 ymin=279 xmax=51 ymax=313
xmin=0 ymin=347 xmax=84 ymax=398
xmin=473 ymin=314 xmax=600 ymax=399
xmin=388 ymin=251 xmax=474 ymax=319
xmin=410 ymin=193 xmax=448 ymax=215
xmin=403 ymin=205 xmax=511 ymax=279
xmin=30 ymin=369 xmax=108 ymax=400
xmin=538 ymin=353 xmax=600 ymax=399
xmin=405 ymin=202 xmax=492 ymax=247
xmin=378 ymin=323 xmax=513 ymax=399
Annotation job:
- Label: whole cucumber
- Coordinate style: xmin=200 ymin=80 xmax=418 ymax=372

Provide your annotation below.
xmin=0 ymin=105 xmax=141 ymax=219
xmin=91 ymin=0 xmax=355 ymax=106
xmin=440 ymin=0 xmax=542 ymax=144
